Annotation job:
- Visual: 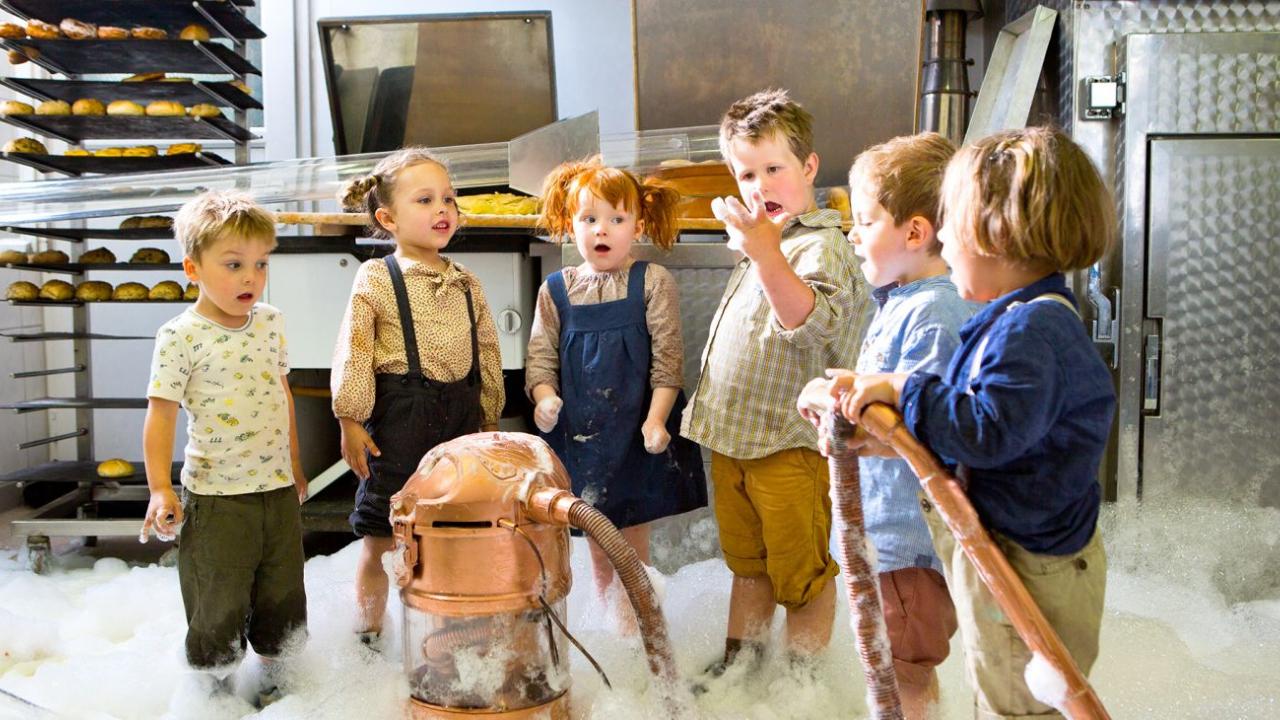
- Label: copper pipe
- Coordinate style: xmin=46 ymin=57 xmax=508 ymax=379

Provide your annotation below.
xmin=825 ymin=412 xmax=903 ymax=720
xmin=857 ymin=403 xmax=1112 ymax=720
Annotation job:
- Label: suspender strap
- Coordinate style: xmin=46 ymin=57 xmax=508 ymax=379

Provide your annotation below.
xmin=383 ymin=255 xmax=422 ymax=377
xmin=464 ymin=287 xmax=479 ymax=383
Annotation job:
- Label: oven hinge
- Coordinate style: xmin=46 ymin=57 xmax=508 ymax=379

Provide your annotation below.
xmin=1083 ymin=72 xmax=1125 ymax=120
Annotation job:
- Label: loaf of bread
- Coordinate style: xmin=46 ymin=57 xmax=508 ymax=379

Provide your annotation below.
xmin=0 ymin=22 xmax=25 ymax=39
xmin=112 ymin=282 xmax=148 ymax=301
xmin=107 ymin=100 xmax=145 ymax=116
xmin=179 ymin=24 xmax=210 ymax=41
xmin=131 ymin=27 xmax=167 ymax=40
xmin=79 ymin=247 xmax=116 ymax=264
xmin=75 ymin=280 xmax=113 ymax=302
xmin=123 ymin=145 xmax=158 ymax=158
xmin=149 ymin=280 xmax=183 ymax=301
xmin=3 ymin=137 xmax=47 ymax=154
xmin=145 ymin=101 xmax=185 ymax=117
xmin=93 ymin=147 xmax=125 ymax=157
xmin=39 ymin=279 xmax=74 ymax=301
xmin=184 ymin=282 xmax=200 ymax=301
xmin=36 ymin=99 xmax=71 ymax=116
xmin=119 ymin=216 xmax=173 ymax=230
xmin=186 ymin=104 xmax=221 ymax=119
xmin=97 ymin=458 xmax=136 ymax=478
xmin=97 ymin=26 xmax=128 ymax=40
xmin=1 ymin=100 xmax=33 ymax=115
xmin=0 ymin=249 xmax=27 ymax=264
xmin=129 ymin=247 xmax=170 ymax=264
xmin=64 ymin=148 xmax=91 ymax=157
xmin=26 ymin=19 xmax=60 ymax=39
xmin=166 ymin=143 xmax=202 ymax=156
xmin=29 ymin=249 xmax=69 ymax=264
xmin=6 ymin=280 xmax=39 ymax=300
xmin=72 ymin=98 xmax=106 ymax=116
xmin=59 ymin=18 xmax=97 ymax=40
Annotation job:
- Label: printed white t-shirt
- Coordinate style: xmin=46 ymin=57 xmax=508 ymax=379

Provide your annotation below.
xmin=148 ymin=303 xmax=294 ymax=495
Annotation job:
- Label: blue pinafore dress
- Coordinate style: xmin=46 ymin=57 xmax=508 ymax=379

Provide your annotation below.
xmin=541 ymin=261 xmax=707 ymax=528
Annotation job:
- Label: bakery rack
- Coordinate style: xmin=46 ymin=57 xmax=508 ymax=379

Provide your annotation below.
xmin=0 ymin=1 xmax=263 ymax=569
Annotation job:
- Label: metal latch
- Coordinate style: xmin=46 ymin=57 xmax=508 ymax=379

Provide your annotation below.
xmin=1086 ymin=264 xmax=1119 ymax=368
xmin=1142 ymin=333 xmax=1161 ymax=413
xmin=1083 ymin=72 xmax=1125 ymax=120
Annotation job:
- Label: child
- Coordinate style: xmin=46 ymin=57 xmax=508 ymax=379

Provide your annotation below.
xmin=804 ymin=132 xmax=976 ymax=719
xmin=526 ymin=158 xmax=707 ymax=614
xmin=836 ymin=127 xmax=1116 ymax=719
xmin=332 ymin=148 xmax=505 ymax=644
xmin=681 ymin=89 xmax=867 ymax=675
xmin=142 ymin=190 xmax=308 ymax=704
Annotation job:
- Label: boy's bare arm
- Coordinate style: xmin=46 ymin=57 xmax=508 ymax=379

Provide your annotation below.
xmin=142 ymin=397 xmax=182 ymax=539
xmin=282 ymin=376 xmax=309 ymax=502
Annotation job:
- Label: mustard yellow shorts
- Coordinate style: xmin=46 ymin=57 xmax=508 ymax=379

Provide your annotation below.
xmin=710 ymin=448 xmax=839 ymax=608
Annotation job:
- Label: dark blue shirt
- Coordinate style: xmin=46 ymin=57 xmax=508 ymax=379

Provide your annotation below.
xmin=899 ymin=273 xmax=1114 ymax=555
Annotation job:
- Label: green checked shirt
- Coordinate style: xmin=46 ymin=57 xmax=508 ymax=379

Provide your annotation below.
xmin=681 ymin=209 xmax=867 ymax=459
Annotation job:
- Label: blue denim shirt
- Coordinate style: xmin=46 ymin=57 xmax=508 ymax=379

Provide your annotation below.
xmin=899 ymin=273 xmax=1115 ymax=555
xmin=847 ymin=275 xmax=979 ymax=574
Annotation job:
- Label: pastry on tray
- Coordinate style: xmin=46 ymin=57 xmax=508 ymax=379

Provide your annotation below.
xmin=145 ymin=100 xmax=185 ymax=117
xmin=97 ymin=458 xmax=135 ymax=478
xmin=97 ymin=26 xmax=128 ymax=40
xmin=123 ymin=72 xmax=165 ymax=83
xmin=93 ymin=147 xmax=125 ymax=157
xmin=186 ymin=104 xmax=222 ymax=119
xmin=0 ymin=22 xmax=25 ymax=39
xmin=119 ymin=216 xmax=173 ymax=230
xmin=38 ymin=279 xmax=74 ymax=301
xmin=149 ymin=280 xmax=183 ymax=301
xmin=129 ymin=247 xmax=170 ymax=264
xmin=64 ymin=148 xmax=91 ymax=156
xmin=59 ymin=18 xmax=97 ymax=40
xmin=230 ymin=79 xmax=252 ymax=96
xmin=6 ymin=280 xmax=39 ymax=300
xmin=112 ymin=282 xmax=148 ymax=301
xmin=107 ymin=100 xmax=144 ymax=116
xmin=26 ymin=19 xmax=61 ymax=39
xmin=35 ymin=99 xmax=71 ymax=115
xmin=183 ymin=282 xmax=200 ymax=301
xmin=79 ymin=247 xmax=116 ymax=264
xmin=124 ymin=145 xmax=158 ymax=158
xmin=130 ymin=26 xmax=167 ymax=40
xmin=179 ymin=24 xmax=210 ymax=41
xmin=166 ymin=143 xmax=202 ymax=156
xmin=0 ymin=249 xmax=28 ymax=264
xmin=1 ymin=100 xmax=33 ymax=115
xmin=3 ymin=137 xmax=48 ymax=154
xmin=29 ymin=249 xmax=69 ymax=264
xmin=6 ymin=47 xmax=39 ymax=66
xmin=75 ymin=280 xmax=113 ymax=302
xmin=72 ymin=98 xmax=106 ymax=116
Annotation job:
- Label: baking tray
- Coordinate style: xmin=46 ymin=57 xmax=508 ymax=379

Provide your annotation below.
xmin=0 ymin=0 xmax=264 ymax=40
xmin=0 ymin=38 xmax=260 ymax=76
xmin=0 ymin=397 xmax=149 ymax=412
xmin=2 ymin=78 xmax=261 ymax=110
xmin=2 ymin=261 xmax=182 ymax=274
xmin=0 ymin=460 xmax=180 ymax=485
xmin=0 ymin=113 xmax=256 ymax=143
xmin=1 ymin=150 xmax=230 ymax=176
xmin=2 ymin=225 xmax=171 ymax=241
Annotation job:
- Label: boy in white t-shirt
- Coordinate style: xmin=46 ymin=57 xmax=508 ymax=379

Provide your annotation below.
xmin=142 ymin=191 xmax=308 ymax=705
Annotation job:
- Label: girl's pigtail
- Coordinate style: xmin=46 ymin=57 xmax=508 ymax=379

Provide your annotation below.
xmin=340 ymin=174 xmax=391 ymax=239
xmin=538 ymin=159 xmax=593 ymax=241
xmin=638 ymin=179 xmax=682 ymax=250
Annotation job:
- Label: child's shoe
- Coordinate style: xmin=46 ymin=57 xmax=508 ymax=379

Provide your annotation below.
xmin=689 ymin=639 xmax=764 ymax=696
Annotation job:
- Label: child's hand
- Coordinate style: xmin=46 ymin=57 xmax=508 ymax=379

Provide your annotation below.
xmin=340 ymin=419 xmax=381 ymax=481
xmin=837 ymin=372 xmax=908 ymax=423
xmin=292 ymin=461 xmax=309 ymax=503
xmin=534 ymin=395 xmax=563 ymax=433
xmin=641 ymin=419 xmax=671 ymax=454
xmin=797 ymin=375 xmax=839 ymax=426
xmin=711 ymin=190 xmax=786 ymax=261
xmin=141 ymin=488 xmax=182 ymax=543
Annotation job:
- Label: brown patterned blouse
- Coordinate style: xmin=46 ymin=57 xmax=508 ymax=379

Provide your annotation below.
xmin=331 ymin=256 xmax=505 ymax=425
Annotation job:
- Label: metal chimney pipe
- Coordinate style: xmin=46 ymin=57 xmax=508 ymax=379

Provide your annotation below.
xmin=919 ymin=0 xmax=982 ymax=145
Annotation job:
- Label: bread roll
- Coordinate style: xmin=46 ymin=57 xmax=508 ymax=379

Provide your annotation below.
xmin=39 ymin=279 xmax=74 ymax=301
xmin=7 ymin=47 xmax=39 ymax=65
xmin=71 ymin=98 xmax=106 ymax=116
xmin=159 ymin=76 xmax=192 ymax=83
xmin=97 ymin=26 xmax=128 ymax=40
xmin=119 ymin=215 xmax=173 ymax=230
xmin=166 ymin=143 xmax=202 ymax=156
xmin=0 ymin=22 xmax=25 ymax=39
xmin=145 ymin=100 xmax=185 ymax=117
xmin=64 ymin=148 xmax=91 ymax=156
xmin=184 ymin=282 xmax=200 ymax=301
xmin=96 ymin=458 xmax=135 ymax=478
xmin=3 ymin=137 xmax=47 ymax=154
xmin=149 ymin=280 xmax=183 ymax=301
xmin=112 ymin=282 xmax=148 ymax=301
xmin=0 ymin=249 xmax=27 ymax=264
xmin=123 ymin=145 xmax=158 ymax=158
xmin=179 ymin=24 xmax=210 ymax=41
xmin=29 ymin=250 xmax=69 ymax=264
xmin=35 ymin=99 xmax=71 ymax=116
xmin=186 ymin=104 xmax=221 ymax=119
xmin=130 ymin=26 xmax=167 ymax=40
xmin=75 ymin=280 xmax=113 ymax=302
xmin=59 ymin=18 xmax=97 ymax=40
xmin=26 ymin=19 xmax=60 ymax=39
xmin=230 ymin=79 xmax=252 ymax=96
xmin=6 ymin=280 xmax=39 ymax=300
xmin=106 ymin=100 xmax=145 ymax=116
xmin=93 ymin=147 xmax=125 ymax=157
xmin=78 ymin=247 xmax=116 ymax=264
xmin=129 ymin=247 xmax=170 ymax=264
xmin=1 ymin=100 xmax=33 ymax=115
xmin=123 ymin=72 xmax=164 ymax=82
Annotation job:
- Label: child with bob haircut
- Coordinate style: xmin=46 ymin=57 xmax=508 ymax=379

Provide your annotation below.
xmin=143 ymin=190 xmax=308 ymax=704
xmin=332 ymin=147 xmax=504 ymax=646
xmin=526 ymin=157 xmax=707 ymax=617
xmin=835 ymin=126 xmax=1117 ymax=719
xmin=683 ymin=88 xmax=866 ymax=679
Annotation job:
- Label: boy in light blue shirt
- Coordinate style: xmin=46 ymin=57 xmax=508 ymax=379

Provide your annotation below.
xmin=810 ymin=133 xmax=977 ymax=719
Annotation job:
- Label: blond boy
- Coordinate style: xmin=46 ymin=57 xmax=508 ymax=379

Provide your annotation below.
xmin=682 ymin=89 xmax=866 ymax=677
xmin=142 ymin=191 xmax=307 ymax=703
